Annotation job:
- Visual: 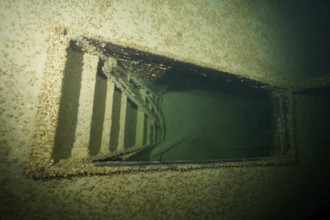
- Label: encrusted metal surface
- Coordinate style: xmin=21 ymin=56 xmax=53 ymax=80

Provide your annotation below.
xmin=1 ymin=1 xmax=329 ymax=219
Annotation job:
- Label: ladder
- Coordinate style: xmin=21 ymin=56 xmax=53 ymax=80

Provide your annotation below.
xmin=52 ymin=39 xmax=166 ymax=162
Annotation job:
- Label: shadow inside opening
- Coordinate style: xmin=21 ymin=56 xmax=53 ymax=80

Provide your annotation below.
xmin=130 ymin=70 xmax=273 ymax=162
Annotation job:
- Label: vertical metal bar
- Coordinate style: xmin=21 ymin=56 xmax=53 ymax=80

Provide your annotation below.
xmin=89 ymin=67 xmax=108 ymax=156
xmin=71 ymin=54 xmax=98 ymax=159
xmin=151 ymin=123 xmax=156 ymax=144
xmin=158 ymin=126 xmax=163 ymax=142
xmin=99 ymin=79 xmax=115 ymax=155
xmin=154 ymin=125 xmax=158 ymax=143
xmin=109 ymin=88 xmax=121 ymax=151
xmin=135 ymin=110 xmax=145 ymax=147
xmin=146 ymin=119 xmax=151 ymax=145
xmin=117 ymin=93 xmax=128 ymax=151
xmin=124 ymin=100 xmax=138 ymax=148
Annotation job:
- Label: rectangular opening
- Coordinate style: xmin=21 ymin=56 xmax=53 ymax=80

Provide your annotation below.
xmin=28 ymin=28 xmax=297 ymax=178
